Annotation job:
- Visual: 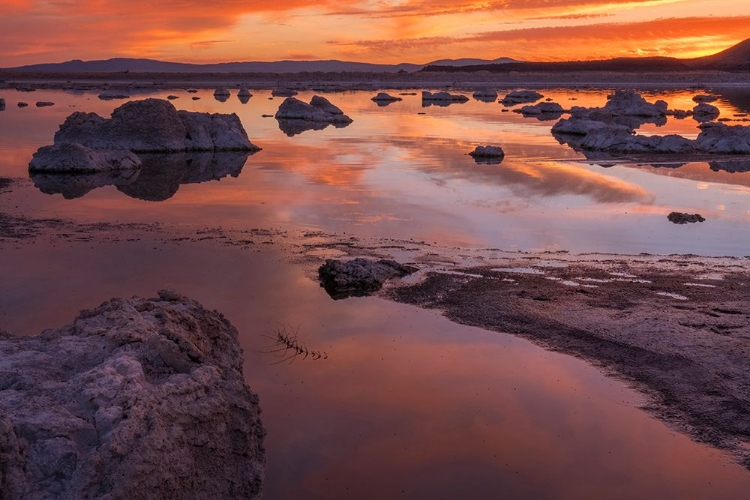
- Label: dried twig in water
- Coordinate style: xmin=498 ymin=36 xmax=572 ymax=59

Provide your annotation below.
xmin=260 ymin=324 xmax=328 ymax=365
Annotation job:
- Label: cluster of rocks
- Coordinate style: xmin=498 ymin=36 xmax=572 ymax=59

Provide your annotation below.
xmin=501 ymin=90 xmax=543 ymax=106
xmin=0 ymin=290 xmax=266 ymax=500
xmin=551 ymin=90 xmax=749 ymax=155
xmin=421 ymin=91 xmax=469 ymax=107
xmin=318 ymin=258 xmax=417 ymax=300
xmin=29 ymin=99 xmax=260 ymax=173
xmin=274 ymin=95 xmax=352 ymax=136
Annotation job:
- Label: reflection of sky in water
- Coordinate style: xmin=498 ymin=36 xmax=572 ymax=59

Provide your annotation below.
xmin=1 ymin=241 xmax=749 ymax=499
xmin=1 ymin=87 xmax=749 ymax=256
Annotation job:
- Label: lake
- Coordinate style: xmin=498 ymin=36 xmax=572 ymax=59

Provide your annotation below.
xmin=1 ymin=86 xmax=750 ymax=498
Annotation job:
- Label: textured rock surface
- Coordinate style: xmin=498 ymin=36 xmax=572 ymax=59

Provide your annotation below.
xmin=29 ymin=143 xmax=142 ymax=173
xmin=49 ymin=99 xmax=258 ymax=153
xmin=693 ymin=102 xmax=720 ymax=122
xmin=318 ymin=258 xmax=417 ymax=299
xmin=0 ymin=290 xmax=266 ymax=500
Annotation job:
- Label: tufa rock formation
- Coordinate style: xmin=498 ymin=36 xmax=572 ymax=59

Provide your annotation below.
xmin=0 ymin=290 xmax=266 ymax=500
xmin=318 ymin=258 xmax=417 ymax=300
xmin=29 ymin=99 xmax=260 ymax=172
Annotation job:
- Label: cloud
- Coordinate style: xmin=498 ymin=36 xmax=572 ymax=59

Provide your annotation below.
xmin=331 ymin=15 xmax=750 ymax=61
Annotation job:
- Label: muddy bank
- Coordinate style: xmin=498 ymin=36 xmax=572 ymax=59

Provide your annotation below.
xmin=387 ymin=255 xmax=750 ymax=465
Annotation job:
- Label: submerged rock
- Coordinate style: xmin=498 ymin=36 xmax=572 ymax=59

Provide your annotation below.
xmin=692 ymin=102 xmax=720 ymax=122
xmin=29 ymin=143 xmax=142 ymax=173
xmin=518 ymin=102 xmax=564 ymax=120
xmin=0 ymin=98 xmax=4 ymax=111
xmin=372 ymin=92 xmax=402 ymax=103
xmin=272 ymin=89 xmax=298 ymax=97
xmin=469 ymin=145 xmax=505 ymax=164
xmin=167 ymin=95 xmax=179 ymax=100
xmin=501 ymin=90 xmax=543 ymax=106
xmin=213 ymin=88 xmax=231 ymax=102
xmin=421 ymin=91 xmax=469 ymax=106
xmin=0 ymin=290 xmax=266 ymax=500
xmin=238 ymin=87 xmax=252 ymax=104
xmin=98 ymin=90 xmax=130 ymax=100
xmin=35 ymin=101 xmax=54 ymax=107
xmin=693 ymin=94 xmax=719 ymax=103
xmin=473 ymin=89 xmax=498 ymax=102
xmin=668 ymin=212 xmax=706 ymax=224
xmin=318 ymin=258 xmax=417 ymax=299
xmin=17 ymin=102 xmax=28 ymax=108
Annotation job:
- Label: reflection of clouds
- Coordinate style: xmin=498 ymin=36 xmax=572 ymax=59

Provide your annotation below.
xmin=382 ymin=136 xmax=652 ymax=204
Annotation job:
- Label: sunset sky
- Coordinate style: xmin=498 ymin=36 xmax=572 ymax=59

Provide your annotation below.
xmin=0 ymin=0 xmax=747 ymax=66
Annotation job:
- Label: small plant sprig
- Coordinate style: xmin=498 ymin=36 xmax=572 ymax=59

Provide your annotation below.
xmin=261 ymin=324 xmax=328 ymax=365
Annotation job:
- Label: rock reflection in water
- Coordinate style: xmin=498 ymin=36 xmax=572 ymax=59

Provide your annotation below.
xmin=709 ymin=158 xmax=750 ymax=173
xmin=276 ymin=119 xmax=351 ymax=137
xmin=30 ymin=151 xmax=252 ymax=201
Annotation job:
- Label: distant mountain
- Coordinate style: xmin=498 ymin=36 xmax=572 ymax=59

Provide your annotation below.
xmin=1 ymin=58 xmax=423 ymax=73
xmin=421 ymin=38 xmax=750 ymax=74
xmin=425 ymin=57 xmax=518 ymax=67
xmin=691 ymin=38 xmax=750 ymax=70
xmin=2 ymin=56 xmax=520 ymax=74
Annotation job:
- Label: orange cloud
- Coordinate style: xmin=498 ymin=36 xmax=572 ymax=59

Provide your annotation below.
xmin=333 ymin=15 xmax=750 ymax=61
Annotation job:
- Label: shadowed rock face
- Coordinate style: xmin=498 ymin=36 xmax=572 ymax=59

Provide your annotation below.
xmin=318 ymin=258 xmax=418 ymax=300
xmin=30 ymin=151 xmax=252 ymax=200
xmin=29 ymin=143 xmax=142 ymax=174
xmin=0 ymin=290 xmax=266 ymax=500
xmin=52 ymin=99 xmax=258 ymax=154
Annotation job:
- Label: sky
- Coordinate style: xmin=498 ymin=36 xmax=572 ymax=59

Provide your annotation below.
xmin=0 ymin=0 xmax=747 ymax=66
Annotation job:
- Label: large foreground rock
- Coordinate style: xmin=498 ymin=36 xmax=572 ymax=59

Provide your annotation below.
xmin=0 ymin=290 xmax=266 ymax=500
xmin=52 ymin=99 xmax=259 ymax=154
xmin=318 ymin=258 xmax=417 ymax=299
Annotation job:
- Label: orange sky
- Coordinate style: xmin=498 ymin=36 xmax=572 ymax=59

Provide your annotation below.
xmin=0 ymin=0 xmax=747 ymax=66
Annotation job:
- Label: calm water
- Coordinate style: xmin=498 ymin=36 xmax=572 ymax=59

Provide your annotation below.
xmin=2 ymin=87 xmax=750 ymax=498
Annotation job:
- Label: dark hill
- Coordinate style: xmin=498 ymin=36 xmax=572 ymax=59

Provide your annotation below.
xmin=421 ymin=38 xmax=750 ymax=73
